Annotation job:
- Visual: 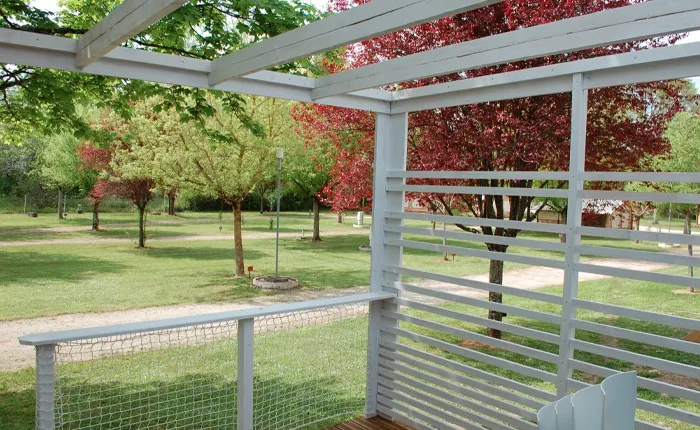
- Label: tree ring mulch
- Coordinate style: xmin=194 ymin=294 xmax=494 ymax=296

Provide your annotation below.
xmin=253 ymin=276 xmax=299 ymax=290
xmin=359 ymin=245 xmax=371 ymax=252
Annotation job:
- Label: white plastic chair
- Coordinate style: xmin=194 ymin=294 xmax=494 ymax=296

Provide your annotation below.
xmin=537 ymin=372 xmax=637 ymax=430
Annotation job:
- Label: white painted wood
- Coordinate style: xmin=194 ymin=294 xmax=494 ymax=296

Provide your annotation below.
xmin=393 ymin=298 xmax=560 ymax=344
xmin=581 ymin=171 xmax=700 ymax=183
xmin=557 ymin=73 xmax=587 ymax=397
xmin=537 ymin=403 xmax=557 ymax=430
xmin=378 ymin=350 xmax=541 ymax=418
xmin=0 ymin=29 xmax=391 ymax=113
xmin=636 ymin=398 xmax=700 ymax=427
xmin=237 ymin=318 xmax=254 ymax=430
xmin=387 ymin=238 xmax=565 ymax=269
xmin=35 ymin=344 xmax=55 ymax=430
xmin=385 ymin=279 xmax=562 ymax=323
xmin=577 ymin=245 xmax=700 ymax=267
xmin=312 ymin=0 xmax=700 ymax=99
xmin=377 ymin=396 xmax=458 ymax=430
xmin=571 ymin=319 xmax=700 ymax=355
xmin=555 ymin=394 xmax=574 ymax=428
xmin=384 ymin=325 xmax=558 ymax=382
xmin=579 ymin=225 xmax=700 ymax=246
xmin=208 ymin=0 xmax=501 ymax=84
xmin=577 ymin=263 xmax=700 ymax=289
xmin=381 ymin=310 xmax=560 ymax=363
xmin=572 ymin=299 xmax=700 ymax=332
xmin=581 ymin=190 xmax=700 ymax=205
xmin=387 ymin=211 xmax=569 ymax=234
xmin=76 ymin=0 xmax=190 ymax=67
xmin=386 ymin=225 xmax=567 ymax=252
xmin=385 ymin=265 xmax=563 ymax=304
xmin=387 ymin=184 xmax=568 ymax=198
xmin=376 ymin=405 xmax=435 ymax=430
xmin=568 ymin=359 xmax=700 ymax=404
xmin=381 ymin=340 xmax=556 ymax=403
xmin=572 ymin=384 xmax=604 ymax=429
xmin=18 ymin=292 xmax=394 ymax=346
xmin=571 ymin=340 xmax=700 ymax=379
xmin=365 ymin=112 xmax=408 ymax=417
xmin=387 ymin=170 xmax=569 ymax=181
xmin=602 ymin=372 xmax=638 ymax=430
xmin=390 ymin=41 xmax=700 ymax=113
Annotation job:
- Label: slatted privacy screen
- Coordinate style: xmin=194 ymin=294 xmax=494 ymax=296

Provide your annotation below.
xmin=373 ymin=162 xmax=700 ymax=430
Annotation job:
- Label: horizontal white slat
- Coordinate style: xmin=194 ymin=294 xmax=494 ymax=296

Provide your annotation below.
xmin=382 ymin=325 xmax=558 ymax=382
xmin=0 ymin=29 xmax=391 ymax=113
xmin=577 ymin=245 xmax=700 ymax=267
xmin=381 ymin=309 xmax=559 ymax=363
xmin=567 ymin=377 xmax=700 ymax=427
xmin=379 ymin=347 xmax=543 ymax=415
xmin=573 ymin=299 xmax=700 ymax=332
xmin=386 ymin=225 xmax=567 ymax=253
xmin=576 ymin=263 xmax=700 ymax=289
xmin=381 ymin=340 xmax=555 ymax=403
xmin=385 ymin=265 xmax=562 ymax=305
xmin=388 ymin=238 xmax=566 ymax=269
xmin=387 ymin=211 xmax=569 ymax=234
xmin=384 ymin=279 xmax=562 ymax=324
xmin=569 ymin=359 xmax=700 ymax=403
xmin=377 ymin=395 xmax=461 ymax=430
xmin=579 ymin=225 xmax=700 ymax=246
xmin=387 ymin=170 xmax=569 ymax=181
xmin=312 ymin=0 xmax=700 ymax=99
xmin=580 ymin=190 xmax=700 ymax=204
xmin=378 ymin=375 xmax=522 ymax=430
xmin=376 ymin=405 xmax=435 ymax=430
xmin=209 ymin=0 xmax=501 ymax=83
xmin=393 ymin=298 xmax=560 ymax=344
xmin=581 ymin=172 xmax=700 ymax=183
xmin=391 ymin=42 xmax=700 ymax=113
xmin=571 ymin=319 xmax=700 ymax=355
xmin=378 ymin=363 xmax=538 ymax=425
xmin=570 ymin=339 xmax=700 ymax=379
xmin=18 ymin=292 xmax=393 ymax=346
xmin=387 ymin=184 xmax=568 ymax=198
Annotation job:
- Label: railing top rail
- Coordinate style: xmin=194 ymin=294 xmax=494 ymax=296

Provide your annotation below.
xmin=19 ymin=292 xmax=395 ymax=346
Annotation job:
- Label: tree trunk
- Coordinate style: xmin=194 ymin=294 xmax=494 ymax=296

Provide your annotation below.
xmin=137 ymin=206 xmax=146 ymax=248
xmin=312 ymin=199 xmax=321 ymax=242
xmin=233 ymin=201 xmax=245 ymax=277
xmin=260 ymin=193 xmax=265 ymax=214
xmin=559 ymin=212 xmax=567 ymax=243
xmin=337 ymin=212 xmax=343 ymax=224
xmin=92 ymin=202 xmax=100 ymax=232
xmin=57 ymin=189 xmax=64 ymax=220
xmin=487 ymin=259 xmax=504 ymax=339
xmin=685 ymin=213 xmax=694 ymax=293
xmin=168 ymin=192 xmax=176 ymax=216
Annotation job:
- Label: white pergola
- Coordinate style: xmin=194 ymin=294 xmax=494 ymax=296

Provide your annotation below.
xmin=7 ymin=1 xmax=700 ymax=429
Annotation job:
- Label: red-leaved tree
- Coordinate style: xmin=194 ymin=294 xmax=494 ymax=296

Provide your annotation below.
xmin=78 ymin=143 xmax=114 ymax=232
xmin=297 ymin=0 xmax=691 ymax=338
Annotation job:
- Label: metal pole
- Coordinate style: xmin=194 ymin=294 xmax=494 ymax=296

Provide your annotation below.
xmin=275 ymin=157 xmax=282 ymax=278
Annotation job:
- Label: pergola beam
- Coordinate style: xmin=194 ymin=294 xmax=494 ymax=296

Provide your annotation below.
xmin=389 ymin=42 xmax=700 ymax=113
xmin=0 ymin=29 xmax=390 ymax=113
xmin=75 ymin=0 xmax=190 ymax=68
xmin=208 ymin=0 xmax=502 ymax=85
xmin=312 ymin=0 xmax=700 ymax=100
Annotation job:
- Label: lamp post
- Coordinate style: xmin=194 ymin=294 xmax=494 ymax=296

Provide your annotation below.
xmin=275 ymin=148 xmax=284 ymax=278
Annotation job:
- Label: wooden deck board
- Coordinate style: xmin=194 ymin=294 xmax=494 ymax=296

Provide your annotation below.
xmin=326 ymin=416 xmax=414 ymax=430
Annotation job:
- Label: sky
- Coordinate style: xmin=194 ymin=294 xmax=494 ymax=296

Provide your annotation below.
xmin=28 ymin=0 xmax=700 ymax=87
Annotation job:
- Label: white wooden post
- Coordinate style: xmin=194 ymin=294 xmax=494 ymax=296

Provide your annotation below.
xmin=237 ymin=318 xmax=254 ymax=430
xmin=35 ymin=344 xmax=56 ymax=430
xmin=365 ymin=112 xmax=408 ymax=417
xmin=557 ymin=73 xmax=588 ymax=397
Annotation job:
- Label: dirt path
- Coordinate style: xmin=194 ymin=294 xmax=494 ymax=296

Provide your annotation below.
xmin=1 ymin=228 xmax=369 ymax=247
xmin=0 ymin=258 xmax=669 ymax=371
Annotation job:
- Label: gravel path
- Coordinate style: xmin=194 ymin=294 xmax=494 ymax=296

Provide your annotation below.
xmin=1 ymin=258 xmax=669 ymax=371
xmin=1 ymin=228 xmax=369 ymax=247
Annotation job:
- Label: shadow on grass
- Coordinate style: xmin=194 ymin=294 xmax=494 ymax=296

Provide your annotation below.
xmin=0 ymin=251 xmax=126 ymax=284
xmin=143 ymin=247 xmax=267 ymax=261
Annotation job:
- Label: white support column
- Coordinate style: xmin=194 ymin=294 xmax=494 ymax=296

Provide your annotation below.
xmin=35 ymin=344 xmax=56 ymax=430
xmin=237 ymin=318 xmax=254 ymax=430
xmin=557 ymin=73 xmax=588 ymax=397
xmin=365 ymin=112 xmax=408 ymax=417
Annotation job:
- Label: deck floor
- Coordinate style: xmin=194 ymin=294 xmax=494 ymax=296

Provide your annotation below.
xmin=326 ymin=416 xmax=413 ymax=430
